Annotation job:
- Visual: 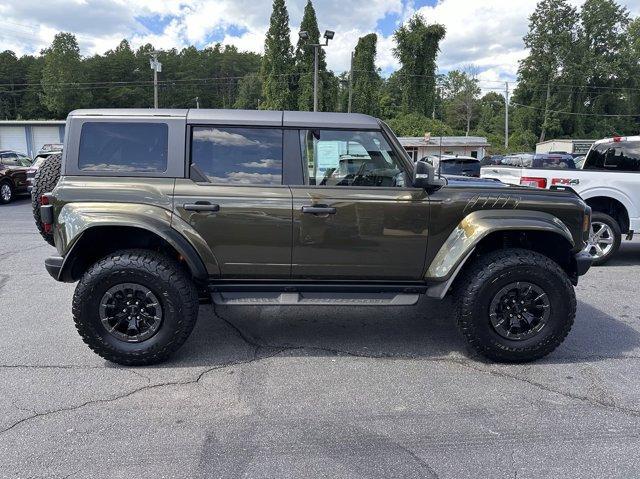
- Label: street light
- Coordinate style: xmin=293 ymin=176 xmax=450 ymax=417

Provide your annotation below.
xmin=299 ymin=29 xmax=334 ymax=112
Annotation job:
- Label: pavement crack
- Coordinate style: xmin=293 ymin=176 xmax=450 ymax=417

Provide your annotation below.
xmin=453 ymin=360 xmax=640 ymax=418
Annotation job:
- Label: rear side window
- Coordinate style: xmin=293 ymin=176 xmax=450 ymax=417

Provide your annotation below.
xmin=190 ymin=127 xmax=283 ymax=185
xmin=584 ymin=141 xmax=640 ymax=172
xmin=533 ymin=155 xmax=575 ymax=169
xmin=78 ymin=122 xmax=168 ymax=173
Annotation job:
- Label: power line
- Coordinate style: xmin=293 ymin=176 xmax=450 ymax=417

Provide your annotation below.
xmin=511 ymin=102 xmax=640 ymax=117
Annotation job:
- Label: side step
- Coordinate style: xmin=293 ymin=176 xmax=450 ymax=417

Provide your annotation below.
xmin=211 ymin=291 xmax=420 ymax=306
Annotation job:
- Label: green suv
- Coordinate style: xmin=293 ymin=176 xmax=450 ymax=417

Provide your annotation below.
xmin=33 ymin=109 xmax=592 ymax=365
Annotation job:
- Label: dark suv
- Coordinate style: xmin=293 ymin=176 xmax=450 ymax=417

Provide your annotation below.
xmin=0 ymin=150 xmax=32 ymax=204
xmin=33 ymin=109 xmax=592 ymax=365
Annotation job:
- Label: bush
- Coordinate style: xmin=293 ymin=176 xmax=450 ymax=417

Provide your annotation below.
xmin=385 ymin=113 xmax=454 ymax=137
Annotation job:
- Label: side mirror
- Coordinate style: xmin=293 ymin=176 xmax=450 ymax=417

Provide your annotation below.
xmin=413 ymin=160 xmax=446 ymax=189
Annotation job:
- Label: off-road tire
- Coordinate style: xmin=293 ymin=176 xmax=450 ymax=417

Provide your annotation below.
xmin=588 ymin=212 xmax=621 ymax=266
xmin=72 ymin=249 xmax=199 ymax=366
xmin=31 ymin=153 xmax=61 ymax=246
xmin=0 ymin=180 xmax=13 ymax=204
xmin=453 ymin=248 xmax=576 ymax=363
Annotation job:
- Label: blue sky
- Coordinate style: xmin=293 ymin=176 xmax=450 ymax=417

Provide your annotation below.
xmin=1 ymin=0 xmax=638 ymax=89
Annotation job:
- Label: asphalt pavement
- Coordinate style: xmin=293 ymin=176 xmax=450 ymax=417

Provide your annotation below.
xmin=1 ymin=196 xmax=640 ymax=478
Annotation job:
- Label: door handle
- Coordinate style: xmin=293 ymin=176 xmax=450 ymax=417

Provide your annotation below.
xmin=183 ymin=202 xmax=220 ymax=212
xmin=301 ymin=205 xmax=337 ymax=215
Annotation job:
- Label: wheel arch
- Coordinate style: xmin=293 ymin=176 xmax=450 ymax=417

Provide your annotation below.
xmin=425 ymin=210 xmax=577 ymax=298
xmin=584 ymin=195 xmax=630 ymax=234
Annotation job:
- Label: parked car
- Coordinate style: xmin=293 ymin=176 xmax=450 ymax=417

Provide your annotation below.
xmin=26 ymin=145 xmax=63 ymax=193
xmin=0 ymin=150 xmax=32 ymax=204
xmin=33 ymin=108 xmax=591 ymax=366
xmin=481 ymin=135 xmax=640 ymax=265
xmin=424 ymin=154 xmax=481 ymax=177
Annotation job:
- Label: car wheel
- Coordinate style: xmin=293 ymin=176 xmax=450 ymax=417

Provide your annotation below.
xmin=31 ymin=154 xmax=61 ymax=246
xmin=73 ymin=249 xmax=199 ymax=366
xmin=0 ymin=180 xmax=13 ymax=204
xmin=583 ymin=212 xmax=621 ymax=266
xmin=453 ymin=248 xmax=575 ymax=363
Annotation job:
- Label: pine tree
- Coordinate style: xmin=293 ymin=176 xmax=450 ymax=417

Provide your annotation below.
xmin=393 ymin=15 xmax=446 ymax=117
xmin=294 ymin=0 xmax=327 ymax=111
xmin=261 ymin=0 xmax=295 ymax=110
xmin=351 ymin=33 xmax=380 ymax=116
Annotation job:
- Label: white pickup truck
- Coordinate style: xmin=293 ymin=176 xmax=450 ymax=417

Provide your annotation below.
xmin=482 ymin=136 xmax=639 ymax=265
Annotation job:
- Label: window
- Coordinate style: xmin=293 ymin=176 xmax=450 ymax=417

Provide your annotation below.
xmin=1 ymin=153 xmax=18 ymax=166
xmin=583 ymin=141 xmax=640 ymax=172
xmin=300 ymin=129 xmax=407 ymax=187
xmin=78 ymin=122 xmax=168 ymax=173
xmin=191 ymin=127 xmax=283 ymax=185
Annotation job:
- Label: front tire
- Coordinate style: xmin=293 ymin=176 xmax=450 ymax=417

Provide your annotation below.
xmin=0 ymin=180 xmax=13 ymax=204
xmin=584 ymin=212 xmax=621 ymax=266
xmin=73 ymin=250 xmax=199 ymax=366
xmin=453 ymin=248 xmax=575 ymax=363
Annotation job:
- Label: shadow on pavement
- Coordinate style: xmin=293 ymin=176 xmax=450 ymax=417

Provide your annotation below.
xmin=146 ymin=296 xmax=640 ymax=368
xmin=601 ymin=239 xmax=640 ymax=267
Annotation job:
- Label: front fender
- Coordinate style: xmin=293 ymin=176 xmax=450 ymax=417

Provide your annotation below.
xmin=55 ymin=202 xmax=219 ymax=279
xmin=425 ymin=209 xmax=574 ymax=281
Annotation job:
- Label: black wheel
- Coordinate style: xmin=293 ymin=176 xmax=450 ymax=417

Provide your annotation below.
xmin=453 ymin=248 xmax=576 ymax=363
xmin=31 ymin=153 xmax=61 ymax=246
xmin=0 ymin=180 xmax=13 ymax=204
xmin=72 ymin=249 xmax=199 ymax=366
xmin=584 ymin=212 xmax=621 ymax=266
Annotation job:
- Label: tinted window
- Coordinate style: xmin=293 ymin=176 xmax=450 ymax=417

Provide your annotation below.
xmin=78 ymin=122 xmax=168 ymax=173
xmin=300 ymin=129 xmax=407 ymax=187
xmin=191 ymin=127 xmax=283 ymax=185
xmin=583 ymin=141 xmax=640 ymax=172
xmin=532 ymin=155 xmax=575 ymax=169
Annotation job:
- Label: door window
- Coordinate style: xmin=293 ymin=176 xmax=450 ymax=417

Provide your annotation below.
xmin=584 ymin=141 xmax=640 ymax=172
xmin=300 ymin=129 xmax=408 ymax=187
xmin=191 ymin=127 xmax=283 ymax=185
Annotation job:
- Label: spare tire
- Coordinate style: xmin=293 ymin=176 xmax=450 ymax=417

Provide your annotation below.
xmin=32 ymin=153 xmax=62 ymax=246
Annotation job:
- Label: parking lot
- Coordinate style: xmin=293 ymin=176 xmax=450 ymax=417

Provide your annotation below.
xmin=0 ymin=196 xmax=639 ymax=478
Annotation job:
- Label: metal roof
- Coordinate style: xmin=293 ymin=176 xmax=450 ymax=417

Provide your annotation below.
xmin=0 ymin=120 xmax=65 ymax=125
xmin=68 ymin=109 xmax=188 ymax=117
xmin=399 ymin=136 xmax=490 ymax=147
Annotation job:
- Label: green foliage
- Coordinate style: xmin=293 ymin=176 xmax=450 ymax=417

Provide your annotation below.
xmin=351 ymin=33 xmax=381 ymax=116
xmin=41 ymin=33 xmax=91 ymax=116
xmin=294 ymin=0 xmax=327 ymax=111
xmin=234 ymin=73 xmax=263 ymax=109
xmin=385 ymin=113 xmax=453 ymax=137
xmin=441 ymin=69 xmax=481 ymax=135
xmin=393 ymin=14 xmax=445 ymax=117
xmin=261 ymin=0 xmax=295 ymax=110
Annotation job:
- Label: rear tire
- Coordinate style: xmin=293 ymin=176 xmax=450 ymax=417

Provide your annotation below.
xmin=31 ymin=153 xmax=61 ymax=246
xmin=453 ymin=248 xmax=575 ymax=363
xmin=584 ymin=212 xmax=621 ymax=266
xmin=72 ymin=249 xmax=199 ymax=366
xmin=0 ymin=180 xmax=13 ymax=204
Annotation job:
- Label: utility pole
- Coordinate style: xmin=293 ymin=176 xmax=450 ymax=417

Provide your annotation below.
xmin=348 ymin=51 xmax=354 ymax=113
xmin=149 ymin=51 xmax=162 ymax=109
xmin=505 ymin=81 xmax=509 ymax=150
xmin=299 ymin=29 xmax=335 ymax=112
xmin=195 ymin=96 xmax=200 ymax=109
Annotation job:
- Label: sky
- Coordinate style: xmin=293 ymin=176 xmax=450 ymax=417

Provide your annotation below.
xmin=1 ymin=0 xmax=638 ymax=89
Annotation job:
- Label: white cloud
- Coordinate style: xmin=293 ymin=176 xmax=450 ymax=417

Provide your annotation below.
xmin=0 ymin=0 xmax=638 ymax=83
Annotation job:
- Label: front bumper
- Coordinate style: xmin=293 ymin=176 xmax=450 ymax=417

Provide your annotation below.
xmin=574 ymin=250 xmax=592 ymax=276
xmin=45 ymin=256 xmax=63 ymax=280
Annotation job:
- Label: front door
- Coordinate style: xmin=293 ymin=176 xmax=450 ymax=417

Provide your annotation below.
xmin=173 ymin=126 xmax=292 ymax=279
xmin=291 ymin=128 xmax=430 ymax=280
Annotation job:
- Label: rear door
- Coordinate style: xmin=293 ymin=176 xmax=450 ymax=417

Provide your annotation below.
xmin=173 ymin=125 xmax=293 ymax=279
xmin=290 ymin=128 xmax=430 ymax=280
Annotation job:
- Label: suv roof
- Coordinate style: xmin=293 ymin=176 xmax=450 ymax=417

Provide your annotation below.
xmin=68 ymin=108 xmax=380 ymax=130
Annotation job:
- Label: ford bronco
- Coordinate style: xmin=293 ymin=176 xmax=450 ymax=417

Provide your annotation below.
xmin=33 ymin=109 xmax=592 ymax=365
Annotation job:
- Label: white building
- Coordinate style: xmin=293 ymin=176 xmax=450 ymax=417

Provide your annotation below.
xmin=399 ymin=136 xmax=490 ymax=161
xmin=535 ymin=139 xmax=595 ymax=156
xmin=0 ymin=120 xmax=65 ymax=158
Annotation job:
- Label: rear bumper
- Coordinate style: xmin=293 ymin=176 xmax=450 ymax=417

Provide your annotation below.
xmin=45 ymin=256 xmax=63 ymax=280
xmin=574 ymin=251 xmax=592 ymax=276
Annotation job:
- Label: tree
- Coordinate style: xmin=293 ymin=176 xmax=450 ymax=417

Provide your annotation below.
xmin=351 ymin=33 xmax=380 ymax=116
xmin=441 ymin=69 xmax=481 ymax=136
xmin=234 ymin=73 xmax=263 ymax=109
xmin=294 ymin=0 xmax=327 ymax=110
xmin=0 ymin=51 xmax=21 ymax=119
xmin=41 ymin=33 xmax=91 ymax=116
xmin=393 ymin=14 xmax=446 ymax=117
xmin=385 ymin=113 xmax=453 ymax=137
xmin=261 ymin=0 xmax=295 ymax=110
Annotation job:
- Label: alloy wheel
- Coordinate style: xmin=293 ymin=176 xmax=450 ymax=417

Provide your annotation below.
xmin=584 ymin=221 xmax=615 ymax=259
xmin=489 ymin=282 xmax=551 ymax=340
xmin=0 ymin=183 xmax=11 ymax=202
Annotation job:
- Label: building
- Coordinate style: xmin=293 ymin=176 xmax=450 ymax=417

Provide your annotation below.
xmin=0 ymin=120 xmax=65 ymax=158
xmin=398 ymin=136 xmax=490 ymax=162
xmin=536 ymin=139 xmax=595 ymax=156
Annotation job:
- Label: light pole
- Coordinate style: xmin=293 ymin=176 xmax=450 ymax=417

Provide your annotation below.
xmin=148 ymin=51 xmax=162 ymax=109
xmin=299 ymin=29 xmax=334 ymax=112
